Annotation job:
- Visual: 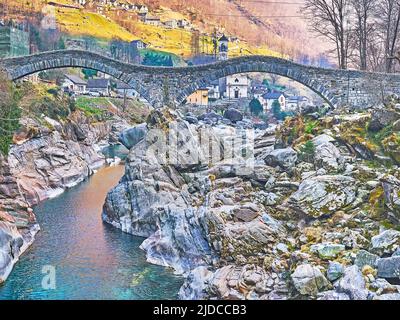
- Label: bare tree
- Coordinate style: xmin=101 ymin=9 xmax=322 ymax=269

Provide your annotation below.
xmin=351 ymin=0 xmax=376 ymax=70
xmin=302 ymin=0 xmax=352 ymax=69
xmin=375 ymin=0 xmax=400 ymax=72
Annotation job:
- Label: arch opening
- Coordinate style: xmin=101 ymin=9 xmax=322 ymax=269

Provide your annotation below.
xmin=179 ymin=71 xmax=332 ymax=123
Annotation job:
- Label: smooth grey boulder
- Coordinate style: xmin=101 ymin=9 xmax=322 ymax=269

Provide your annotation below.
xmin=223 ymin=108 xmax=243 ymax=123
xmin=118 ymin=123 xmax=148 ymax=149
xmin=264 ymin=147 xmax=297 ymax=170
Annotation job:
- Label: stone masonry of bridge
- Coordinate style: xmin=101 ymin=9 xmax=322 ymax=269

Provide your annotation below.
xmin=2 ymin=49 xmax=400 ymax=108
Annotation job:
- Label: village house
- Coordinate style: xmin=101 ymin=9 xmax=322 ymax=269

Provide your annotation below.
xmin=262 ymin=91 xmax=286 ymax=111
xmin=87 ymin=78 xmax=111 ymax=96
xmin=144 ymin=16 xmax=161 ymax=26
xmin=207 ymin=80 xmax=221 ymax=101
xmin=285 ymin=96 xmax=309 ymax=112
xmin=115 ymin=81 xmax=137 ymax=98
xmin=62 ymin=74 xmax=87 ymax=94
xmin=164 ymin=19 xmax=178 ymax=29
xmin=186 ymin=88 xmax=209 ymax=106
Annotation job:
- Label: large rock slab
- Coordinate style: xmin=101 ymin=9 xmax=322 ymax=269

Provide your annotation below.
xmin=314 ymin=141 xmax=344 ymax=172
xmin=369 ymin=109 xmax=400 ymax=132
xmin=288 ymin=175 xmax=357 ymax=218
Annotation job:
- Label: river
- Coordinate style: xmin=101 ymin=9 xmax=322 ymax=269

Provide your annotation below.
xmin=0 ymin=165 xmax=183 ymax=300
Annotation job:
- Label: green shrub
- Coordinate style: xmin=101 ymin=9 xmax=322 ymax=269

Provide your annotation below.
xmin=304 ymin=120 xmax=319 ymax=134
xmin=299 ymin=140 xmax=316 ymax=163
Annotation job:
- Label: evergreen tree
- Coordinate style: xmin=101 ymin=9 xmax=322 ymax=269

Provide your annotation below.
xmin=249 ymin=98 xmax=263 ymax=115
xmin=272 ymin=100 xmax=283 ymax=120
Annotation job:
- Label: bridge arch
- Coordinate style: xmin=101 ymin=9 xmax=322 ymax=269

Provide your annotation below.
xmin=175 ymin=56 xmax=340 ymax=108
xmin=1 ymin=50 xmax=154 ymax=104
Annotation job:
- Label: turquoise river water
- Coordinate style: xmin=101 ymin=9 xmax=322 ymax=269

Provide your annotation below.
xmin=0 ymin=165 xmax=183 ymax=300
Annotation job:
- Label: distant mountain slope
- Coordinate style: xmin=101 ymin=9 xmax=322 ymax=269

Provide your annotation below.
xmin=0 ymin=0 xmax=326 ymax=62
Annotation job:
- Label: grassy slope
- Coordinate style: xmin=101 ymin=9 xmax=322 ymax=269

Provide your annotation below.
xmin=55 ymin=7 xmax=138 ymax=42
xmin=54 ymin=6 xmax=281 ymax=58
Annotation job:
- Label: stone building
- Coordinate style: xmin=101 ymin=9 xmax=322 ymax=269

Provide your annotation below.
xmin=186 ymin=88 xmax=209 ymax=106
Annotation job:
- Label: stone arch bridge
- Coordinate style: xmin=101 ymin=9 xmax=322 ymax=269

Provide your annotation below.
xmin=2 ymin=49 xmax=400 ymax=108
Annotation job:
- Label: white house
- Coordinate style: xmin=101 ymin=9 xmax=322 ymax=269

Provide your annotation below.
xmin=207 ymin=80 xmax=221 ymax=100
xmin=262 ymin=92 xmax=286 ymax=111
xmin=285 ymin=96 xmax=309 ymax=112
xmin=177 ymin=19 xmax=190 ymax=29
xmin=115 ymin=81 xmax=137 ymax=98
xmin=225 ymin=74 xmax=249 ymax=99
xmin=87 ymin=78 xmax=111 ymax=96
xmin=164 ymin=19 xmax=178 ymax=29
xmin=144 ymin=16 xmax=161 ymax=26
xmin=62 ymin=74 xmax=87 ymax=94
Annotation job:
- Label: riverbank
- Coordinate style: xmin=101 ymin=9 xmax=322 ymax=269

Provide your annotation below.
xmin=0 ymin=108 xmax=130 ymax=283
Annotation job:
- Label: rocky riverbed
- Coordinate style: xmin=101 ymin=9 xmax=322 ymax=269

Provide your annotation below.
xmin=0 ymin=109 xmax=130 ymax=283
xmin=103 ymin=101 xmax=400 ymax=300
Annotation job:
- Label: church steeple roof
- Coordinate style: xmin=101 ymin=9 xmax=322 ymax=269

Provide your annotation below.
xmin=219 ymin=34 xmax=228 ymax=42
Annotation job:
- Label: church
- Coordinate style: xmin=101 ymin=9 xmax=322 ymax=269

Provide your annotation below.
xmin=217 ymin=35 xmax=249 ymax=100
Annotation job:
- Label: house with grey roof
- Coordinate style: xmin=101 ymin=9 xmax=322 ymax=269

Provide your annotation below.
xmin=62 ymin=74 xmax=87 ymax=94
xmin=115 ymin=81 xmax=138 ymax=98
xmin=262 ymin=91 xmax=287 ymax=111
xmin=87 ymin=78 xmax=111 ymax=96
